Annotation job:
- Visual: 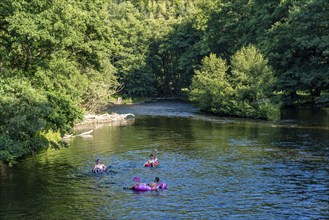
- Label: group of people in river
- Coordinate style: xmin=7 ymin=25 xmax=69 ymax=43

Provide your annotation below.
xmin=92 ymin=149 xmax=164 ymax=191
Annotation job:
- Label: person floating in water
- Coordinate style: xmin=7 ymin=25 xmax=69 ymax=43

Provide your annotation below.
xmin=147 ymin=177 xmax=160 ymax=190
xmin=144 ymin=149 xmax=159 ymax=167
xmin=148 ymin=153 xmax=157 ymax=163
xmin=92 ymin=158 xmax=107 ymax=173
xmin=126 ymin=176 xmax=163 ymax=191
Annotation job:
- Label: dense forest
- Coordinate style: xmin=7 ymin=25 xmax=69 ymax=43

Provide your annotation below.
xmin=1 ymin=0 xmax=328 ymax=165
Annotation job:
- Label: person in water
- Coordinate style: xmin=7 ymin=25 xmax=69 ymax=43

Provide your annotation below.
xmin=147 ymin=149 xmax=158 ymax=165
xmin=92 ymin=159 xmax=107 ymax=173
xmin=147 ymin=177 xmax=160 ymax=190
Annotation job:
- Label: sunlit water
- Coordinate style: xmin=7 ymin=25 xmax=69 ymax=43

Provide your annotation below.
xmin=1 ymin=100 xmax=328 ymax=219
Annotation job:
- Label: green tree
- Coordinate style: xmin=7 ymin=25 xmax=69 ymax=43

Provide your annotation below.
xmin=145 ymin=19 xmax=176 ymax=96
xmin=156 ymin=18 xmax=206 ymax=95
xmin=0 ymin=0 xmax=119 ymax=164
xmin=0 ymin=78 xmax=82 ymax=165
xmin=189 ymin=46 xmax=280 ymax=120
xmin=189 ymin=53 xmax=232 ymax=113
xmin=3 ymin=0 xmax=119 ymax=109
xmin=204 ymin=0 xmax=254 ymax=60
xmin=230 ymin=45 xmax=280 ymax=119
xmin=267 ymin=0 xmax=329 ymax=102
xmin=108 ymin=2 xmax=156 ymax=97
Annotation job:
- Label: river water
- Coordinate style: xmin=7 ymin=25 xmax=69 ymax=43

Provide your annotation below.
xmin=0 ymin=100 xmax=328 ymax=219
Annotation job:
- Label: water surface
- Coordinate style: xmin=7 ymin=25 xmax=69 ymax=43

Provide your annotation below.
xmin=1 ymin=100 xmax=328 ymax=219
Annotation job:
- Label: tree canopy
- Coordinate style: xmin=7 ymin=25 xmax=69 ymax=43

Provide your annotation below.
xmin=1 ymin=0 xmax=328 ymax=164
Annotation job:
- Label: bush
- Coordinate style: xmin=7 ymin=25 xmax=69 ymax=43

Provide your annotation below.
xmin=0 ymin=78 xmax=82 ymax=165
xmin=189 ymin=45 xmax=280 ymax=120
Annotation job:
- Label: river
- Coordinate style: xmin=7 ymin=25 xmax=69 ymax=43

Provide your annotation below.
xmin=0 ymin=100 xmax=328 ymax=219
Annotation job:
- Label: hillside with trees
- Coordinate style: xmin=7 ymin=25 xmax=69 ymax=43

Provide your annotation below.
xmin=1 ymin=0 xmax=328 ymax=164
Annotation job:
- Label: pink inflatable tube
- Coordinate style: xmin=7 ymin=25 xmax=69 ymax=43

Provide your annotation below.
xmin=144 ymin=161 xmax=160 ymax=167
xmin=133 ymin=182 xmax=167 ymax=191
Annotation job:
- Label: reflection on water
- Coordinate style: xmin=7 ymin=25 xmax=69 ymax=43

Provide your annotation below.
xmin=0 ymin=100 xmax=328 ymax=219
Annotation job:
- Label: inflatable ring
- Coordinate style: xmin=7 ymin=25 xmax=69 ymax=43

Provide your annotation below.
xmin=144 ymin=161 xmax=160 ymax=167
xmin=92 ymin=167 xmax=107 ymax=174
xmin=133 ymin=182 xmax=167 ymax=191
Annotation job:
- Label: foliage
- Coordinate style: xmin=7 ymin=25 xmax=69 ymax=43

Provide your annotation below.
xmin=112 ymin=0 xmax=212 ymax=97
xmin=0 ymin=78 xmax=82 ymax=165
xmin=118 ymin=0 xmax=200 ymax=19
xmin=148 ymin=18 xmax=205 ymax=96
xmin=2 ymin=0 xmax=119 ymax=110
xmin=0 ymin=0 xmax=327 ymax=164
xmin=230 ymin=45 xmax=275 ymax=102
xmin=230 ymin=45 xmax=280 ymax=119
xmin=189 ymin=53 xmax=232 ymax=112
xmin=108 ymin=2 xmax=156 ymax=97
xmin=266 ymin=0 xmax=329 ymax=102
xmin=200 ymin=0 xmax=329 ymax=105
xmin=189 ymin=46 xmax=280 ymax=120
xmin=0 ymin=0 xmax=118 ymax=164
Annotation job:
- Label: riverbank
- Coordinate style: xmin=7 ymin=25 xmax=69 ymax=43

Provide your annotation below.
xmin=109 ymin=95 xmax=189 ymax=105
xmin=76 ymin=113 xmax=135 ymax=126
xmin=61 ymin=113 xmax=135 ymax=140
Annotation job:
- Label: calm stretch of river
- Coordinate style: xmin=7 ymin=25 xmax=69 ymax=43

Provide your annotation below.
xmin=1 ymin=100 xmax=328 ymax=219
